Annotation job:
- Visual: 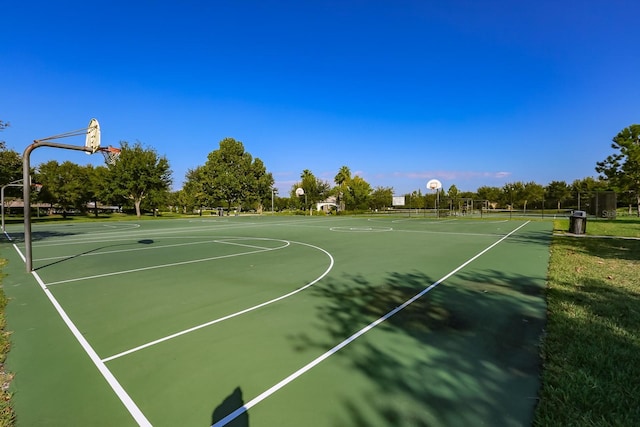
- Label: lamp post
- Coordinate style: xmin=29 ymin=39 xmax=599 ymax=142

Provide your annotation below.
xmin=271 ymin=188 xmax=277 ymax=214
xmin=509 ymin=185 xmax=514 ymax=220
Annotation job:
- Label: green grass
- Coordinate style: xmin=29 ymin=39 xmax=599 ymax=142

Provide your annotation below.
xmin=0 ymin=260 xmax=14 ymax=427
xmin=534 ymin=218 xmax=640 ymax=426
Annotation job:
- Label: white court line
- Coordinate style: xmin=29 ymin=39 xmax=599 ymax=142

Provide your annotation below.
xmin=35 ymin=237 xmax=285 ymax=262
xmin=102 ymin=240 xmax=334 ymax=362
xmin=45 ymin=239 xmax=289 ymax=286
xmin=12 ymin=243 xmax=152 ymax=426
xmin=212 ymin=220 xmax=531 ymax=427
xmin=394 ymin=228 xmax=502 ymax=238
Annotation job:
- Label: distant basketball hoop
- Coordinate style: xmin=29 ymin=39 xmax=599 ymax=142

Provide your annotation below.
xmin=427 ymin=179 xmax=442 ymax=191
xmin=427 ymin=179 xmax=443 ymax=219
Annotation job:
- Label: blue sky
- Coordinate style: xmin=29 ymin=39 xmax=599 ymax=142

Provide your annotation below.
xmin=1 ymin=1 xmax=639 ymax=195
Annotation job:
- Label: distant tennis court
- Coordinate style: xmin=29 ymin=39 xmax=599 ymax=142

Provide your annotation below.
xmin=2 ymin=215 xmax=551 ymax=426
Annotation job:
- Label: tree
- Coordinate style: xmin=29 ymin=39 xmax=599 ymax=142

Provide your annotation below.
xmin=522 ymin=181 xmax=545 ymax=212
xmin=334 ymin=165 xmax=351 ymax=187
xmin=0 ymin=120 xmax=9 ymax=149
xmin=595 ymin=124 xmax=640 ymax=216
xmin=36 ymin=160 xmax=90 ymax=216
xmin=447 ymin=184 xmax=459 ymax=211
xmin=248 ymin=158 xmax=275 ymax=213
xmin=291 ymin=169 xmax=330 ymax=212
xmin=85 ymin=164 xmax=111 ymax=217
xmin=370 ymin=186 xmax=393 ymax=210
xmin=199 ymin=138 xmax=273 ymax=213
xmin=571 ymin=177 xmax=608 ymax=210
xmin=334 ymin=165 xmax=351 ymax=211
xmin=545 ymin=181 xmax=571 ymax=211
xmin=501 ymin=182 xmax=525 ymax=209
xmin=108 ymin=141 xmax=172 ymax=218
xmin=182 ymin=166 xmax=209 ymax=213
xmin=0 ymin=148 xmax=22 ymax=188
xmin=476 ymin=186 xmax=501 ymax=209
xmin=344 ymin=175 xmax=372 ymax=210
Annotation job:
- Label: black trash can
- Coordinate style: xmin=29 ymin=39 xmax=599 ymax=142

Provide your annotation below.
xmin=569 ymin=210 xmax=587 ymax=234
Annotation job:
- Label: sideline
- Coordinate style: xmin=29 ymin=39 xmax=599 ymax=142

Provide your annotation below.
xmin=11 ymin=242 xmax=152 ymax=426
xmin=212 ymin=220 xmax=532 ymax=426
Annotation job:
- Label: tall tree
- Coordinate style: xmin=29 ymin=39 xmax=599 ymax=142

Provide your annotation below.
xmin=334 ymin=165 xmax=351 ymax=187
xmin=291 ymin=169 xmax=330 ymax=212
xmin=595 ymin=124 xmax=640 ymax=216
xmin=85 ymin=164 xmax=111 ymax=217
xmin=545 ymin=180 xmax=571 ymax=211
xmin=571 ymin=177 xmax=608 ymax=210
xmin=522 ymin=181 xmax=545 ymax=212
xmin=36 ymin=160 xmax=90 ymax=216
xmin=0 ymin=148 xmax=22 ymax=188
xmin=476 ymin=186 xmax=501 ymax=209
xmin=200 ymin=138 xmax=273 ymax=213
xmin=344 ymin=175 xmax=372 ymax=210
xmin=502 ymin=182 xmax=525 ymax=209
xmin=447 ymin=184 xmax=459 ymax=211
xmin=182 ymin=166 xmax=209 ymax=212
xmin=108 ymin=141 xmax=172 ymax=218
xmin=334 ymin=165 xmax=351 ymax=211
xmin=248 ymin=157 xmax=274 ymax=213
xmin=0 ymin=120 xmax=9 ymax=149
xmin=370 ymin=186 xmax=393 ymax=210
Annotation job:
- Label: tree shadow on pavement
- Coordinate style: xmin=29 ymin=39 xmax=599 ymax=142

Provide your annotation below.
xmin=290 ymin=269 xmax=547 ymax=426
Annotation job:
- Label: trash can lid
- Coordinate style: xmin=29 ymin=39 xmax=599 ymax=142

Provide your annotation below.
xmin=572 ymin=210 xmax=587 ymax=218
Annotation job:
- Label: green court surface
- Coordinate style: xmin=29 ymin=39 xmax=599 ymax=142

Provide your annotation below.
xmin=1 ymin=215 xmax=552 ymax=426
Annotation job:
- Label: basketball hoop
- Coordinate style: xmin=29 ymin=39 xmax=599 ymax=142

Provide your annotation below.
xmin=84 ymin=118 xmax=101 ymax=154
xmin=100 ymin=146 xmax=121 ymax=165
xmin=427 ymin=179 xmax=442 ymax=191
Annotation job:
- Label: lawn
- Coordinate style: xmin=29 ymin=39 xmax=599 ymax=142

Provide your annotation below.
xmin=533 ymin=217 xmax=640 ymax=426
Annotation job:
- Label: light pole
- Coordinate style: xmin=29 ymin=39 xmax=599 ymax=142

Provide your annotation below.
xmin=509 ymin=185 xmax=514 ymax=220
xmin=271 ymin=188 xmax=277 ymax=214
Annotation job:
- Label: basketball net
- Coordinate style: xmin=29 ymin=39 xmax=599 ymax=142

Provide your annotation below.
xmin=100 ymin=146 xmax=121 ymax=165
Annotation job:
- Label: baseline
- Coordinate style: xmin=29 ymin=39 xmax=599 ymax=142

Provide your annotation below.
xmin=11 ymin=242 xmax=152 ymax=426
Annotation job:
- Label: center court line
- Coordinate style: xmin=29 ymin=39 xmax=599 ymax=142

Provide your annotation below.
xmin=212 ymin=220 xmax=532 ymax=427
xmin=11 ymin=242 xmax=152 ymax=426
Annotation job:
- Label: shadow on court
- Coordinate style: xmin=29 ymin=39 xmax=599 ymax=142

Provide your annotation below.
xmin=1 ymin=229 xmax=78 ymax=243
xmin=212 ymin=387 xmax=249 ymax=427
xmin=289 ymin=268 xmax=547 ymax=426
xmin=33 ymin=239 xmax=155 ymax=270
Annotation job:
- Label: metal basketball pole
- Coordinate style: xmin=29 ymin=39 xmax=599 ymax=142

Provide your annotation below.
xmin=22 ymin=141 xmax=93 ymax=272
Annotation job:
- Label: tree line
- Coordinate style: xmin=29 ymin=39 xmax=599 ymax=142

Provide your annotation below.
xmin=1 ymin=122 xmax=638 ymax=216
